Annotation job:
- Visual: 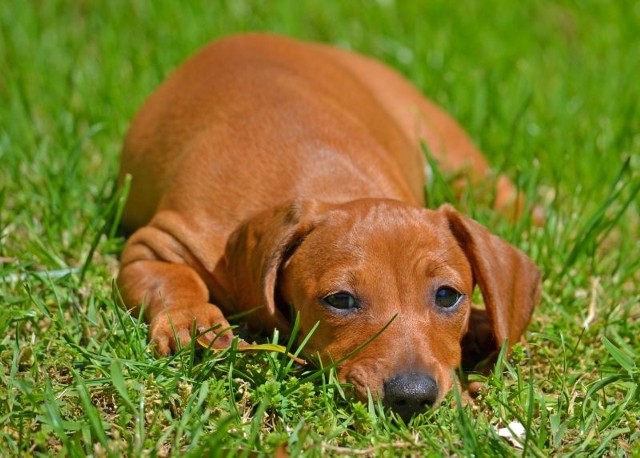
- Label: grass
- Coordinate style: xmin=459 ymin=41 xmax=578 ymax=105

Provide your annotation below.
xmin=1 ymin=0 xmax=638 ymax=455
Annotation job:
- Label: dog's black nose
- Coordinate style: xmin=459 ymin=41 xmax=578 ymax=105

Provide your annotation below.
xmin=383 ymin=373 xmax=438 ymax=422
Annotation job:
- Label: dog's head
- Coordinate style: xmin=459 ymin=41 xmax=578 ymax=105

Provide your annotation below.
xmin=225 ymin=198 xmax=540 ymax=421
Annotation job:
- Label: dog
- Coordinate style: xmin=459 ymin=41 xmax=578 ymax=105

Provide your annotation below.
xmin=117 ymin=33 xmax=541 ymax=421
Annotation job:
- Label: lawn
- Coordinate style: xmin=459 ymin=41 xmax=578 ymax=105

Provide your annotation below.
xmin=1 ymin=1 xmax=638 ymax=456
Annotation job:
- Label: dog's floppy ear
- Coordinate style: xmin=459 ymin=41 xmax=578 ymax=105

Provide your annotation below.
xmin=224 ymin=199 xmax=326 ymax=330
xmin=439 ymin=204 xmax=541 ymax=354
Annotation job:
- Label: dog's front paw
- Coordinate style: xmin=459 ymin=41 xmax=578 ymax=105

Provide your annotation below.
xmin=148 ymin=304 xmax=234 ymax=355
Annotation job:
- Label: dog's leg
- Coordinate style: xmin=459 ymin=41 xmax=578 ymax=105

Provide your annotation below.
xmin=117 ymin=222 xmax=232 ymax=355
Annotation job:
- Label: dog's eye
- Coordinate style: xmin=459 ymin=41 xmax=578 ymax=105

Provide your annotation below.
xmin=322 ymin=292 xmax=358 ymax=311
xmin=435 ymin=287 xmax=463 ymax=309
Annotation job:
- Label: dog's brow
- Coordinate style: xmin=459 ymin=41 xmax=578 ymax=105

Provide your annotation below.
xmin=425 ymin=246 xmax=461 ymax=277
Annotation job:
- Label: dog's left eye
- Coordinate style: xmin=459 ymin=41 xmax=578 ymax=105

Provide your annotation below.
xmin=435 ymin=287 xmax=463 ymax=309
xmin=322 ymin=292 xmax=358 ymax=311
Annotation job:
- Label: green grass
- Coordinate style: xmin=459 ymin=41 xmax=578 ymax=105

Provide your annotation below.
xmin=1 ymin=0 xmax=639 ymax=455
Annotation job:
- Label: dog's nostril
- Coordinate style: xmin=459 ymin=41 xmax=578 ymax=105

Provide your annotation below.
xmin=383 ymin=373 xmax=438 ymax=422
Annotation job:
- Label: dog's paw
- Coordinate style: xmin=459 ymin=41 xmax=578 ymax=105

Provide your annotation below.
xmin=148 ymin=304 xmax=234 ymax=356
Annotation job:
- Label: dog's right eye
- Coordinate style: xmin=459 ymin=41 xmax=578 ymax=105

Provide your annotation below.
xmin=322 ymin=292 xmax=358 ymax=311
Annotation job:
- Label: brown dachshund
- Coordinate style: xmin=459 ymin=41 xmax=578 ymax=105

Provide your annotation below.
xmin=117 ymin=33 xmax=541 ymax=421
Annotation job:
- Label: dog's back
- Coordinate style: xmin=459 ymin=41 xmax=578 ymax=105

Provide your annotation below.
xmin=120 ymin=34 xmax=416 ymax=230
xmin=119 ymin=33 xmax=499 ymax=234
